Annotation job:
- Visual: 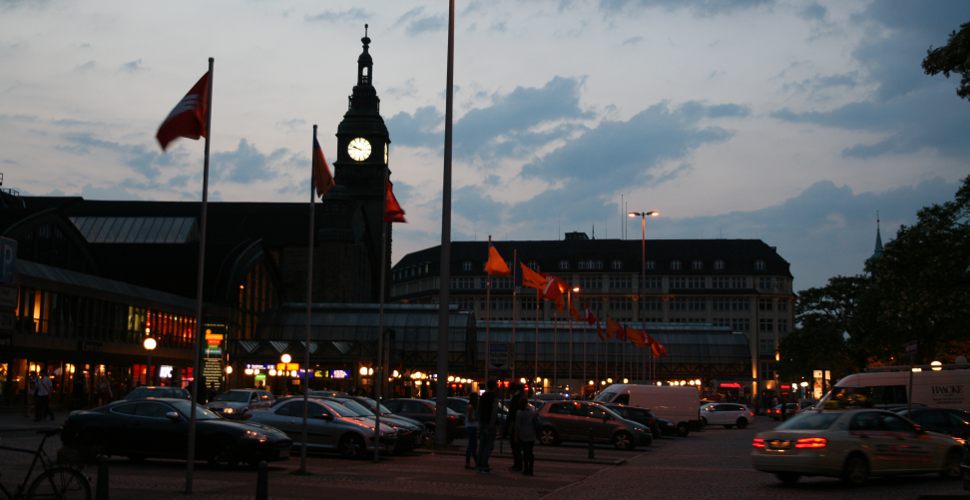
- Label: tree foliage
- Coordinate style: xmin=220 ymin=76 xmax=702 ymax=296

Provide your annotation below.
xmin=923 ymin=21 xmax=970 ymax=101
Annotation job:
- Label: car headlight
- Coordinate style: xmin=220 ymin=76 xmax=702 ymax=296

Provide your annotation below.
xmin=633 ymin=426 xmax=645 ymax=432
xmin=243 ymin=429 xmax=268 ymax=442
xmin=954 ymin=436 xmax=966 ymax=446
xmin=223 ymin=408 xmax=235 ymax=414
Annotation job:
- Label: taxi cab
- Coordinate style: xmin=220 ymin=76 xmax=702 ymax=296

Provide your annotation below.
xmin=751 ymin=408 xmax=964 ymax=485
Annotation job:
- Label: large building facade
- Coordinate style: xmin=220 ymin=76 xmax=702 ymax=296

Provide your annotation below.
xmin=391 ymin=232 xmax=796 ymax=398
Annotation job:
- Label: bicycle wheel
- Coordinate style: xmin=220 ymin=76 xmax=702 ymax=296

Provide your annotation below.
xmin=26 ymin=466 xmax=91 ymax=500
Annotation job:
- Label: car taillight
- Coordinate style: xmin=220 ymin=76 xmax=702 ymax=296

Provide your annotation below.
xmin=447 ymin=415 xmax=458 ymax=421
xmin=794 ymin=437 xmax=827 ymax=449
xmin=752 ymin=438 xmax=765 ymax=448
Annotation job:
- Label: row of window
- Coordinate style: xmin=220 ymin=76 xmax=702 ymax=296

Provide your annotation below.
xmin=455 ymin=296 xmax=791 ymax=317
xmin=395 ymin=257 xmax=776 ymax=281
xmin=443 ymin=275 xmax=791 ymax=292
xmin=14 ymin=286 xmax=197 ymax=348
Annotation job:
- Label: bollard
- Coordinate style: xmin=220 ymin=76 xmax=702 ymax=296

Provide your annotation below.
xmin=587 ymin=428 xmax=595 ymax=459
xmin=255 ymin=460 xmax=268 ymax=500
xmin=96 ymin=456 xmax=109 ymax=500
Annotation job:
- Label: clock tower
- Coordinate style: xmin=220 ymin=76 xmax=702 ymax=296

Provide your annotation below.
xmin=327 ymin=25 xmax=394 ymax=302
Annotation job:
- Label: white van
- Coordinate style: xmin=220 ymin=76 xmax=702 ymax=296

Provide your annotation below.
xmin=594 ymin=384 xmax=700 ymax=436
xmin=817 ymin=368 xmax=970 ymax=411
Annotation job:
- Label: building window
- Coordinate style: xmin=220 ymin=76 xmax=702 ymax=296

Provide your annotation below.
xmin=778 ymin=300 xmax=789 ymax=312
xmin=758 ymin=299 xmax=773 ymax=312
xmin=609 ymin=276 xmax=631 ymax=290
xmin=759 ymin=318 xmax=774 ymax=333
xmin=611 ymin=260 xmax=623 ymax=271
xmin=714 ymin=259 xmax=725 ymax=271
xmin=646 ymin=260 xmax=656 ymax=270
xmin=779 ymin=319 xmax=789 ymax=334
xmin=578 ymin=276 xmax=603 ymax=291
xmin=691 ymin=260 xmax=703 ymax=270
xmin=670 ymin=260 xmax=681 ymax=271
xmin=755 ymin=259 xmax=766 ymax=271
xmin=559 ymin=260 xmax=569 ymax=271
xmin=758 ymin=277 xmax=772 ymax=290
xmin=462 ymin=261 xmax=473 ymax=272
xmin=643 ymin=277 xmax=662 ymax=290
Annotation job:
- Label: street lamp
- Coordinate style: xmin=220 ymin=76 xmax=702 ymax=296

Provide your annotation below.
xmin=567 ymin=285 xmax=580 ymax=387
xmin=143 ymin=336 xmax=157 ymax=386
xmin=628 ymin=210 xmax=659 ymax=380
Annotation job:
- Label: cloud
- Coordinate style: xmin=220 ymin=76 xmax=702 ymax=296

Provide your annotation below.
xmin=304 ymin=8 xmax=369 ymax=23
xmin=74 ymin=61 xmax=96 ymax=73
xmin=59 ymin=132 xmax=174 ymax=179
xmin=80 ymin=183 xmax=142 ymax=201
xmin=622 ymin=36 xmax=643 ymax=46
xmin=797 ymin=2 xmax=826 ymax=22
xmin=212 ymin=138 xmax=288 ymax=183
xmin=395 ymin=7 xmax=446 ymax=35
xmin=598 ymin=0 xmax=772 ymax=16
xmin=386 ymin=106 xmax=442 ymax=149
xmin=119 ymin=59 xmax=145 ymax=73
xmin=453 ymin=185 xmax=507 ymax=227
xmin=655 ymin=177 xmax=961 ymax=290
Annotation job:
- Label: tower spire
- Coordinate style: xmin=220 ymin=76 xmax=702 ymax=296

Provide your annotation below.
xmin=872 ymin=210 xmax=883 ymax=258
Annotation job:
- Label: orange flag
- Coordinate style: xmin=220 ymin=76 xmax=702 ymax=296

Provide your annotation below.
xmin=605 ymin=319 xmax=623 ymax=340
xmin=312 ymin=136 xmax=335 ymax=197
xmin=568 ymin=303 xmax=582 ymax=322
xmin=520 ymin=263 xmax=546 ymax=290
xmin=484 ymin=244 xmax=511 ymax=276
xmin=627 ymin=328 xmax=647 ymax=348
xmin=156 ymin=70 xmax=209 ymax=151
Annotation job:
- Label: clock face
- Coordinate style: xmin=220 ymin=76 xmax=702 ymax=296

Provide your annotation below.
xmin=347 ymin=137 xmax=372 ymax=162
xmin=384 ymin=143 xmax=389 ymax=164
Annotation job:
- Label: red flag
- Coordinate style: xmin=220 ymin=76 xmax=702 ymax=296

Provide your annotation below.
xmin=520 ymin=263 xmax=546 ymax=290
xmin=156 ymin=71 xmax=209 ymax=151
xmin=584 ymin=307 xmax=597 ymax=326
xmin=568 ymin=303 xmax=582 ymax=322
xmin=484 ymin=244 xmax=511 ymax=276
xmin=605 ymin=319 xmax=623 ymax=340
xmin=627 ymin=328 xmax=647 ymax=348
xmin=596 ymin=322 xmax=606 ymax=341
xmin=384 ymin=180 xmax=406 ymax=223
xmin=312 ymin=137 xmax=335 ymax=197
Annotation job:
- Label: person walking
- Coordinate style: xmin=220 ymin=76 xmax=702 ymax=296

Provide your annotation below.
xmin=34 ymin=369 xmax=54 ymax=422
xmin=464 ymin=392 xmax=479 ymax=470
xmin=514 ymin=397 xmax=538 ymax=476
xmin=96 ymin=376 xmax=113 ymax=406
xmin=504 ymin=383 xmax=526 ymax=471
xmin=477 ymin=380 xmax=498 ymax=474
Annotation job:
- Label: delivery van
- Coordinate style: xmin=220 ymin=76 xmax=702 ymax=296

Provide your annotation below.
xmin=594 ymin=384 xmax=700 ymax=436
xmin=817 ymin=368 xmax=970 ymax=411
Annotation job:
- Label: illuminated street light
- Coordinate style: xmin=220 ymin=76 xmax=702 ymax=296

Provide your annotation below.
xmin=281 ymin=353 xmax=292 ymax=364
xmin=143 ymin=336 xmax=157 ymax=385
xmin=931 ymin=360 xmax=943 ymax=371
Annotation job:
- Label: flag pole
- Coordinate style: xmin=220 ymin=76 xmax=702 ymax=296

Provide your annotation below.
xmin=510 ymin=249 xmax=517 ymax=384
xmin=434 ymin=0 xmax=455 ymax=448
xmin=375 ymin=169 xmax=388 ymax=463
xmin=485 ymin=236 xmax=492 ymax=383
xmin=534 ymin=288 xmax=539 ymax=389
xmin=185 ymin=56 xmax=213 ymax=495
xmin=300 ymin=125 xmax=319 ymax=474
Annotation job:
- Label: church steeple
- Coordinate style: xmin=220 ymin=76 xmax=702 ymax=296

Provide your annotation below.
xmin=872 ymin=211 xmax=884 ymax=259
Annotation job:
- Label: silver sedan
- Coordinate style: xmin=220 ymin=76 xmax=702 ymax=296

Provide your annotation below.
xmin=752 ymin=408 xmax=964 ymax=485
xmin=247 ymin=397 xmax=397 ymax=458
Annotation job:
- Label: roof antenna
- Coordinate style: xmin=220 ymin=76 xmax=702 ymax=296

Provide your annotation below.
xmin=365 ymin=23 xmax=368 ymax=37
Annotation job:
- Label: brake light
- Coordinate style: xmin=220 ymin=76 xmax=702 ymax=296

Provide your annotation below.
xmin=447 ymin=415 xmax=458 ymax=421
xmin=794 ymin=437 xmax=827 ymax=449
xmin=752 ymin=438 xmax=765 ymax=448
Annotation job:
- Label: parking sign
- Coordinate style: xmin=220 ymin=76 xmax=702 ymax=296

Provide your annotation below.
xmin=0 ymin=237 xmax=16 ymax=285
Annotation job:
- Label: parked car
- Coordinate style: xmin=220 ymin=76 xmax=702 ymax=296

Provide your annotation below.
xmin=383 ymin=398 xmax=465 ymax=443
xmin=603 ymin=403 xmax=662 ymax=438
xmin=700 ymin=402 xmax=754 ymax=429
xmin=894 ymin=407 xmax=970 ymax=440
xmin=768 ymin=403 xmax=801 ymax=420
xmin=752 ymin=408 xmax=964 ymax=485
xmin=345 ymin=396 xmax=427 ymax=432
xmin=123 ymin=386 xmax=190 ymax=400
xmin=61 ymin=397 xmax=291 ymax=466
xmin=321 ymin=396 xmax=425 ymax=453
xmin=536 ymin=400 xmax=652 ymax=450
xmin=205 ymin=389 xmax=275 ymax=419
xmin=247 ymin=397 xmax=397 ymax=458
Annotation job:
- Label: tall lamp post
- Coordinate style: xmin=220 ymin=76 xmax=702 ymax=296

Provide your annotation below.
xmin=143 ymin=336 xmax=157 ymax=386
xmin=567 ymin=285 xmax=580 ymax=389
xmin=628 ymin=210 xmax=659 ymax=380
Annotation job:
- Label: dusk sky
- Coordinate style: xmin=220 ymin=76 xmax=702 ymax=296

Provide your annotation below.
xmin=2 ymin=0 xmax=968 ymax=291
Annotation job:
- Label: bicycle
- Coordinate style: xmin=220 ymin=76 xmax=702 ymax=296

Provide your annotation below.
xmin=0 ymin=428 xmax=91 ymax=500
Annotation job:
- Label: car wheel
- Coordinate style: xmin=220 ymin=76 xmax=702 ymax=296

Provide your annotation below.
xmin=208 ymin=436 xmax=239 ymax=468
xmin=941 ymin=448 xmax=962 ymax=479
xmin=736 ymin=418 xmax=748 ymax=429
xmin=775 ymin=472 xmax=801 ymax=485
xmin=650 ymin=424 xmax=661 ymax=439
xmin=612 ymin=431 xmax=634 ymax=450
xmin=538 ymin=427 xmax=559 ymax=446
xmin=338 ymin=433 xmax=365 ymax=459
xmin=676 ymin=423 xmax=689 ymax=437
xmin=700 ymin=417 xmax=707 ymax=427
xmin=840 ymin=453 xmax=869 ymax=486
xmin=83 ymin=431 xmax=110 ymax=462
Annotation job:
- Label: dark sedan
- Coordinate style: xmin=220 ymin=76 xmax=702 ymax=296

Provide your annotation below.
xmin=604 ymin=403 xmax=664 ymax=438
xmin=894 ymin=407 xmax=970 ymax=440
xmin=383 ymin=398 xmax=465 ymax=443
xmin=61 ymin=398 xmax=291 ymax=466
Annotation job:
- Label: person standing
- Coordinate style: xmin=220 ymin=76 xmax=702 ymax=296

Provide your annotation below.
xmin=514 ymin=398 xmax=537 ymax=476
xmin=504 ymin=383 xmax=526 ymax=471
xmin=464 ymin=392 xmax=479 ymax=470
xmin=477 ymin=380 xmax=498 ymax=474
xmin=34 ymin=369 xmax=54 ymax=422
xmin=96 ymin=376 xmax=113 ymax=406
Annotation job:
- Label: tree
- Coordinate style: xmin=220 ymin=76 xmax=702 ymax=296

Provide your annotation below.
xmin=864 ymin=176 xmax=970 ymax=363
xmin=923 ymin=21 xmax=970 ymax=101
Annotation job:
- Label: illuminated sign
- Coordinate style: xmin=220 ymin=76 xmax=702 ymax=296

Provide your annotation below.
xmin=330 ymin=369 xmax=350 ymax=379
xmin=159 ymin=365 xmax=174 ymax=379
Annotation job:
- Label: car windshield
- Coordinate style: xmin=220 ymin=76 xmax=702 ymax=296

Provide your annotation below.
xmin=776 ymin=412 xmax=840 ymax=430
xmin=356 ymin=397 xmax=393 ymax=415
xmin=320 ymin=400 xmax=356 ymax=418
xmin=334 ymin=399 xmax=374 ymax=417
xmin=214 ymin=391 xmax=251 ymax=403
xmin=169 ymin=399 xmax=221 ymax=420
